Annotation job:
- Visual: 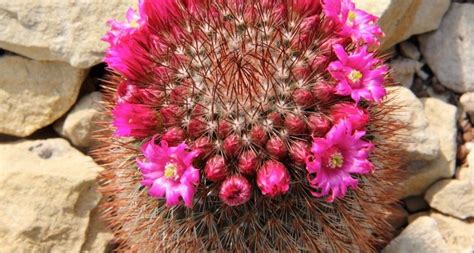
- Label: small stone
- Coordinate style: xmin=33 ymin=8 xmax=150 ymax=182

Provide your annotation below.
xmin=425 ymin=179 xmax=474 ymax=219
xmin=0 ymin=139 xmax=104 ymax=252
xmin=385 ymin=87 xmax=439 ymax=162
xmin=430 ymin=212 xmax=474 ymax=253
xmin=399 ymin=41 xmax=421 ymax=60
xmin=460 ymin=92 xmax=474 ymax=120
xmin=382 ymin=216 xmax=449 ymax=253
xmin=0 ymin=1 xmax=134 ymax=68
xmin=418 ymin=3 xmax=474 ymax=93
xmin=456 ymin=144 xmax=474 ymax=183
xmin=354 ymin=0 xmax=450 ymax=49
xmin=0 ymin=55 xmax=87 ymax=137
xmin=407 ymin=212 xmax=429 ymax=224
xmin=403 ymin=97 xmax=457 ymax=196
xmin=404 ymin=196 xmax=429 ymax=213
xmin=54 ymin=92 xmax=103 ymax=148
xmin=390 ymin=58 xmax=422 ymax=88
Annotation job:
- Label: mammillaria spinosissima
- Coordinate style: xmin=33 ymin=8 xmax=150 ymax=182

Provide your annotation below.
xmin=93 ymin=0 xmax=406 ymax=251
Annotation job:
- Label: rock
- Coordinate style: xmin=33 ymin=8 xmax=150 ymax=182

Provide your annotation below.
xmin=382 ymin=216 xmax=449 ymax=253
xmin=0 ymin=1 xmax=134 ymax=68
xmin=386 ymin=87 xmax=439 ymax=162
xmin=54 ymin=92 xmax=103 ymax=148
xmin=403 ymin=97 xmax=457 ymax=196
xmin=80 ymin=204 xmax=114 ymax=253
xmin=0 ymin=55 xmax=87 ymax=137
xmin=390 ymin=58 xmax=422 ymax=88
xmin=425 ymin=179 xmax=474 ymax=219
xmin=404 ymin=196 xmax=429 ymax=213
xmin=399 ymin=41 xmax=421 ymax=60
xmin=456 ymin=166 xmax=474 ymax=184
xmin=354 ymin=0 xmax=450 ymax=50
xmin=407 ymin=212 xmax=429 ymax=224
xmin=0 ymin=139 xmax=107 ymax=252
xmin=430 ymin=212 xmax=474 ymax=253
xmin=460 ymin=92 xmax=474 ymax=119
xmin=418 ymin=3 xmax=474 ymax=93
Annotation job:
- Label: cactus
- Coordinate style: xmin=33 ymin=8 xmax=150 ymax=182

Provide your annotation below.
xmin=93 ymin=0 xmax=405 ymax=251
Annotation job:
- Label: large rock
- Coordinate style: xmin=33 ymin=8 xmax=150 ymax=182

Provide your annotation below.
xmin=425 ymin=179 xmax=474 ymax=219
xmin=0 ymin=139 xmax=108 ymax=252
xmin=0 ymin=1 xmax=134 ymax=68
xmin=418 ymin=3 xmax=474 ymax=93
xmin=386 ymin=87 xmax=439 ymax=162
xmin=382 ymin=216 xmax=449 ymax=253
xmin=0 ymin=55 xmax=87 ymax=137
xmin=354 ymin=0 xmax=450 ymax=50
xmin=430 ymin=212 xmax=474 ymax=253
xmin=403 ymin=97 xmax=457 ymax=196
xmin=54 ymin=92 xmax=103 ymax=148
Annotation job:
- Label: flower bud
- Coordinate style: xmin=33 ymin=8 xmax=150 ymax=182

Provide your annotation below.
xmin=187 ymin=117 xmax=206 ymax=138
xmin=330 ymin=102 xmax=369 ymax=130
xmin=204 ymin=155 xmax=228 ymax=181
xmin=257 ymin=160 xmax=290 ymax=197
xmin=162 ymin=127 xmax=186 ymax=146
xmin=223 ymin=134 xmax=241 ymax=156
xmin=193 ymin=136 xmax=212 ymax=158
xmin=250 ymin=125 xmax=268 ymax=146
xmin=160 ymin=105 xmax=181 ymax=126
xmin=238 ymin=150 xmax=259 ymax=175
xmin=219 ymin=176 xmax=252 ymax=206
xmin=266 ymin=136 xmax=287 ymax=159
xmin=292 ymin=88 xmax=314 ymax=108
xmin=284 ymin=114 xmax=307 ymax=135
xmin=289 ymin=141 xmax=310 ymax=165
xmin=307 ymin=113 xmax=331 ymax=137
xmin=218 ymin=120 xmax=232 ymax=139
xmin=267 ymin=112 xmax=283 ymax=127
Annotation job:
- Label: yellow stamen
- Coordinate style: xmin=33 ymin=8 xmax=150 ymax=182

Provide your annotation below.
xmin=328 ymin=153 xmax=344 ymax=169
xmin=164 ymin=163 xmax=178 ymax=179
xmin=348 ymin=11 xmax=357 ymax=22
xmin=348 ymin=70 xmax=363 ymax=83
xmin=130 ymin=19 xmax=139 ymax=28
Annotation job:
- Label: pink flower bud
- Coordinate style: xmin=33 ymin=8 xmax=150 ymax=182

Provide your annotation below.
xmin=284 ymin=114 xmax=307 ymax=135
xmin=238 ymin=150 xmax=259 ymax=175
xmin=289 ymin=141 xmax=310 ymax=165
xmin=292 ymin=88 xmax=314 ymax=108
xmin=312 ymin=82 xmax=334 ymax=102
xmin=219 ymin=175 xmax=252 ymax=206
xmin=116 ymin=81 xmax=162 ymax=104
xmin=223 ymin=134 xmax=241 ymax=156
xmin=307 ymin=113 xmax=331 ymax=137
xmin=257 ymin=160 xmax=290 ymax=197
xmin=266 ymin=136 xmax=287 ymax=159
xmin=193 ymin=136 xmax=212 ymax=158
xmin=160 ymin=105 xmax=181 ymax=126
xmin=162 ymin=127 xmax=186 ymax=146
xmin=267 ymin=112 xmax=283 ymax=127
xmin=330 ymin=102 xmax=369 ymax=130
xmin=192 ymin=104 xmax=205 ymax=117
xmin=170 ymin=86 xmax=189 ymax=104
xmin=217 ymin=120 xmax=232 ymax=139
xmin=250 ymin=125 xmax=268 ymax=146
xmin=204 ymin=155 xmax=228 ymax=181
xmin=187 ymin=117 xmax=206 ymax=138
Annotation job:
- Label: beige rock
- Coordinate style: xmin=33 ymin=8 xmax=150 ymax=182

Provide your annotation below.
xmin=54 ymin=92 xmax=103 ymax=148
xmin=390 ymin=58 xmax=422 ymax=88
xmin=0 ymin=55 xmax=87 ymax=137
xmin=457 ymin=166 xmax=474 ymax=184
xmin=419 ymin=3 xmax=474 ymax=93
xmin=460 ymin=92 xmax=474 ymax=120
xmin=403 ymin=98 xmax=457 ymax=196
xmin=382 ymin=216 xmax=449 ymax=253
xmin=407 ymin=212 xmax=429 ymax=224
xmin=354 ymin=0 xmax=450 ymax=50
xmin=0 ymin=139 xmax=106 ymax=252
xmin=81 ymin=205 xmax=114 ymax=253
xmin=0 ymin=1 xmax=134 ymax=68
xmin=385 ymin=87 xmax=439 ymax=162
xmin=425 ymin=179 xmax=474 ymax=219
xmin=430 ymin=212 xmax=474 ymax=253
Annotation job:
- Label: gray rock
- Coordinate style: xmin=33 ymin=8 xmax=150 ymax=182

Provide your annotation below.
xmin=0 ymin=55 xmax=87 ymax=137
xmin=0 ymin=1 xmax=134 ymax=68
xmin=399 ymin=41 xmax=421 ymax=60
xmin=382 ymin=216 xmax=449 ymax=253
xmin=390 ymin=58 xmax=422 ymax=88
xmin=419 ymin=3 xmax=474 ymax=93
xmin=54 ymin=92 xmax=103 ymax=148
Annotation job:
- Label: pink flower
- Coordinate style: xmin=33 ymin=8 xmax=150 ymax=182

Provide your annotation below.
xmin=116 ymin=81 xmax=162 ymax=104
xmin=103 ymin=2 xmax=146 ymax=47
xmin=330 ymin=102 xmax=369 ymax=130
xmin=257 ymin=161 xmax=291 ymax=197
xmin=328 ymin=45 xmax=388 ymax=103
xmin=306 ymin=120 xmax=374 ymax=202
xmin=323 ymin=0 xmax=383 ymax=46
xmin=219 ymin=176 xmax=252 ymax=206
xmin=137 ymin=139 xmax=200 ymax=207
xmin=112 ymin=103 xmax=158 ymax=138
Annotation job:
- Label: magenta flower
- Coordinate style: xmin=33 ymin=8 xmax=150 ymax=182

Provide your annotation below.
xmin=328 ymin=45 xmax=388 ymax=103
xmin=137 ymin=139 xmax=200 ymax=207
xmin=116 ymin=81 xmax=162 ymax=104
xmin=103 ymin=2 xmax=146 ymax=47
xmin=323 ymin=0 xmax=383 ymax=46
xmin=112 ymin=103 xmax=158 ymax=138
xmin=330 ymin=102 xmax=369 ymax=130
xmin=257 ymin=160 xmax=291 ymax=197
xmin=219 ymin=176 xmax=252 ymax=206
xmin=306 ymin=120 xmax=374 ymax=202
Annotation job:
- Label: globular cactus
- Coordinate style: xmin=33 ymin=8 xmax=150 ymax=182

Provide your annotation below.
xmin=93 ymin=0 xmax=405 ymax=251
